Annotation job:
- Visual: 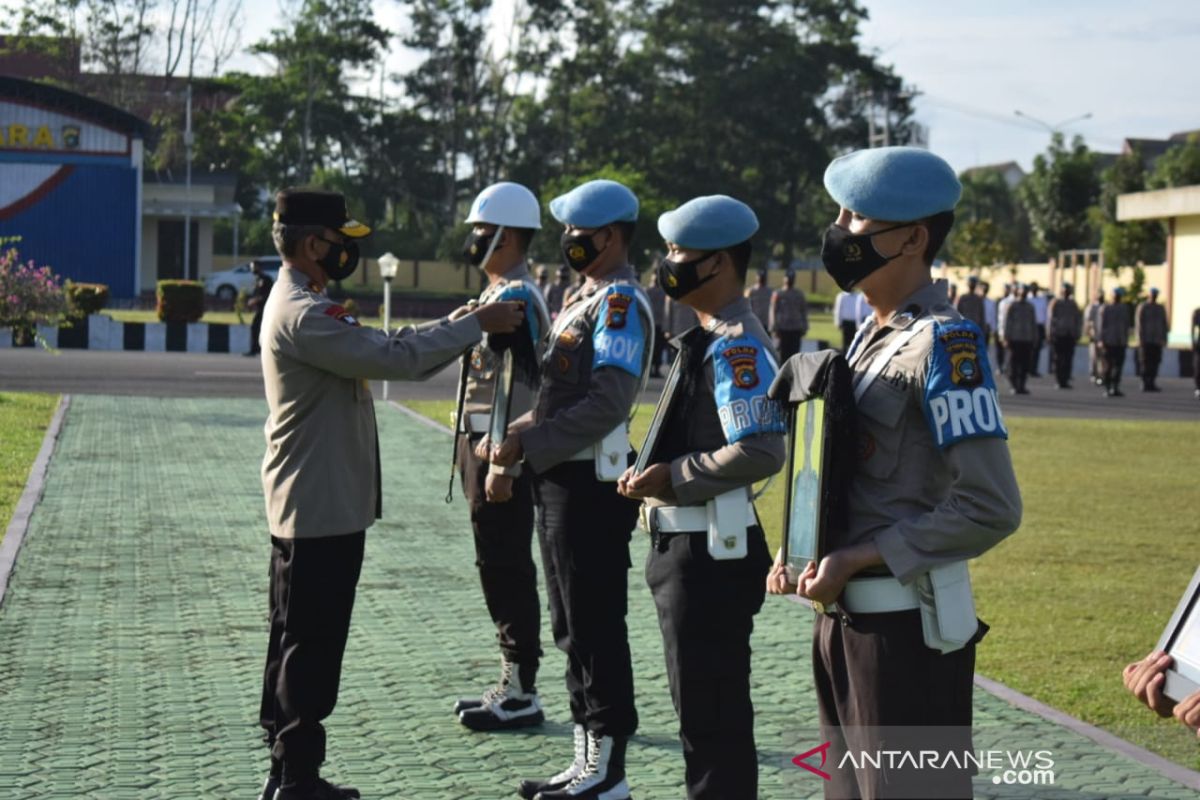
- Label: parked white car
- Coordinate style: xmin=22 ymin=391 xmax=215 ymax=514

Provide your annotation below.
xmin=204 ymin=257 xmax=282 ymax=300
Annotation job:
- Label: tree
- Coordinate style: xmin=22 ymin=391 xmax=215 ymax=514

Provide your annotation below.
xmin=1095 ymin=144 xmax=1164 ymax=268
xmin=1018 ymin=133 xmax=1100 ymax=257
xmin=948 ymin=168 xmax=1024 ymax=265
xmin=1148 ymin=133 xmax=1200 ymax=189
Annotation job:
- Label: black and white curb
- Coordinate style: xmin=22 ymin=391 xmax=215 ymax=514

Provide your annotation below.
xmin=0 ymin=314 xmax=253 ymax=353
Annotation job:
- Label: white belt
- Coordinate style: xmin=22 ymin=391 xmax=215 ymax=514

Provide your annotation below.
xmin=840 ymin=576 xmax=920 ymax=614
xmin=639 ymin=502 xmax=756 ymax=533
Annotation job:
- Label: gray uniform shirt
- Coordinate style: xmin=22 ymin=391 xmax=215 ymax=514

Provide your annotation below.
xmin=1002 ymin=299 xmax=1037 ymax=343
xmin=769 ymin=287 xmax=808 ymax=333
xmin=1098 ymin=302 xmax=1132 ymax=346
xmin=644 ymin=297 xmax=786 ymax=508
xmin=665 ymin=295 xmax=700 ymax=336
xmin=1084 ymin=301 xmax=1102 ymax=341
xmin=843 ymin=283 xmax=1022 ymax=584
xmin=955 ymin=293 xmax=985 ymax=330
xmin=745 ymin=284 xmax=772 ymax=328
xmin=1136 ymin=302 xmax=1168 ymax=346
xmin=260 ymin=265 xmax=482 ymax=538
xmin=1047 ymin=298 xmax=1083 ymax=339
xmin=461 ymin=262 xmax=549 ymax=428
xmin=646 ymin=284 xmax=667 ymax=328
xmin=518 ymin=265 xmax=653 ymax=474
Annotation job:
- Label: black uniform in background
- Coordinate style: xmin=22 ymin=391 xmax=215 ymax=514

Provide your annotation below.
xmin=249 ymin=270 xmax=274 ymax=355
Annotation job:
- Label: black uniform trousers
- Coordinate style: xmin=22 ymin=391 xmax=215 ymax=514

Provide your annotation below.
xmin=775 ymin=330 xmax=804 ymax=362
xmin=259 ymin=532 xmax=365 ymax=786
xmin=840 ymin=321 xmax=857 ymax=353
xmin=993 ymin=336 xmax=1006 ymax=373
xmin=1006 ymin=340 xmax=1032 ymax=392
xmin=250 ymin=307 xmax=266 ymax=354
xmin=814 ymin=610 xmax=981 ymax=800
xmin=534 ymin=460 xmax=640 ymax=737
xmin=1052 ymin=335 xmax=1076 ymax=387
xmin=457 ymin=435 xmax=542 ymax=679
xmin=646 ymin=523 xmax=771 ymax=800
xmin=1103 ymin=344 xmax=1126 ymax=390
xmin=1031 ymin=327 xmax=1045 ymax=375
xmin=1140 ymin=344 xmax=1163 ymax=388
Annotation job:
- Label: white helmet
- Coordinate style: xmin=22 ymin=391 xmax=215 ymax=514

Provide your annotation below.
xmin=465 ymin=182 xmax=542 ymax=229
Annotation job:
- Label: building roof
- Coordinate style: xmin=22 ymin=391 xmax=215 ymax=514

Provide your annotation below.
xmin=1117 ymin=184 xmax=1200 ymax=221
xmin=0 ymin=75 xmax=151 ymax=140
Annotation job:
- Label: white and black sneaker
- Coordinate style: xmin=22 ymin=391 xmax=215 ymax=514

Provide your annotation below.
xmin=453 ymin=657 xmax=520 ymax=714
xmin=457 ymin=658 xmax=544 ymax=731
xmin=535 ymin=731 xmax=631 ymax=800
xmin=518 ymin=724 xmax=588 ymax=798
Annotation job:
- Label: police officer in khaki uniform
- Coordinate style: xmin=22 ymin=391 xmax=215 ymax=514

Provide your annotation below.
xmin=954 ymin=275 xmax=985 ymax=330
xmin=1047 ymin=282 xmax=1083 ymax=390
xmin=1098 ymin=287 xmax=1132 ymax=397
xmin=744 ymin=268 xmax=772 ymax=329
xmin=1135 ymin=287 xmax=1169 ymax=392
xmin=255 ymin=189 xmax=522 ymax=800
xmin=447 ymin=182 xmax=552 ymax=731
xmin=489 ymin=180 xmax=653 ymax=800
xmin=769 ymin=270 xmax=808 ymax=360
xmin=618 ymin=195 xmax=785 ymax=799
xmin=769 ymin=148 xmax=1022 ymax=799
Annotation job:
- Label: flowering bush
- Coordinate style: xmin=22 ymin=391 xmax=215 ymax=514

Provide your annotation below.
xmin=0 ymin=248 xmax=68 ymax=346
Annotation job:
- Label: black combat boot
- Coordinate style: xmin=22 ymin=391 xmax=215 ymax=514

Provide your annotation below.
xmin=535 ymin=730 xmax=631 ymax=800
xmin=518 ymin=724 xmax=587 ymax=799
xmin=273 ymin=777 xmax=360 ymax=800
xmin=456 ymin=657 xmax=544 ymax=731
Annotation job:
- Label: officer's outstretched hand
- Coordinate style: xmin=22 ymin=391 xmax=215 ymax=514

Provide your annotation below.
xmin=618 ymin=464 xmax=671 ymax=500
xmin=485 ymin=473 xmax=514 ymax=503
xmin=1173 ymin=690 xmax=1200 ymax=735
xmin=491 ymin=433 xmax=523 ymax=468
xmin=767 ymin=553 xmax=800 ymax=595
xmin=473 ymin=301 xmax=523 ymax=333
xmin=1123 ymin=651 xmax=1175 ymax=718
xmin=474 ymin=436 xmax=491 ymax=462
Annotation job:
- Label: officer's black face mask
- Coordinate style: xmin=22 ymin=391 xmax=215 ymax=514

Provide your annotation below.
xmin=656 ymin=252 xmax=719 ymax=300
xmin=820 ymin=222 xmax=912 ymax=292
xmin=462 ymin=230 xmax=497 ymax=267
xmin=560 ymin=228 xmax=609 ymax=273
xmin=316 ymin=236 xmax=359 ymax=282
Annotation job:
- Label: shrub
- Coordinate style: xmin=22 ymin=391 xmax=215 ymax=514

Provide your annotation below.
xmin=156 ymin=280 xmax=205 ymax=323
xmin=66 ymin=281 xmax=110 ymax=316
xmin=0 ymin=248 xmax=67 ymax=346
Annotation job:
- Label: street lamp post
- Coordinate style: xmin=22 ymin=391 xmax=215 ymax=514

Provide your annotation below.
xmin=378 ymin=252 xmax=400 ymax=401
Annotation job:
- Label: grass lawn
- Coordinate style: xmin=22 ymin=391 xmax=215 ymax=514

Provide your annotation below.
xmin=399 ymin=396 xmax=1200 ymax=769
xmin=0 ymin=393 xmax=58 ymax=542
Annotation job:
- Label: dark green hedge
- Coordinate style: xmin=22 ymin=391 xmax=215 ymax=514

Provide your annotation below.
xmin=156 ymin=280 xmax=205 ymax=323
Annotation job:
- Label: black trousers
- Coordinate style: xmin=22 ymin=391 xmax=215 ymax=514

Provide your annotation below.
xmin=534 ymin=460 xmax=640 ymax=737
xmin=1140 ymin=344 xmax=1163 ymax=388
xmin=1103 ymin=344 xmax=1126 ymax=390
xmin=775 ymin=330 xmax=803 ymax=362
xmin=814 ymin=610 xmax=981 ymax=800
xmin=840 ymin=321 xmax=857 ymax=353
xmin=259 ymin=532 xmax=365 ymax=785
xmin=1031 ymin=327 xmax=1045 ymax=374
xmin=250 ymin=307 xmax=265 ymax=354
xmin=1052 ymin=335 xmax=1076 ymax=387
xmin=1006 ymin=341 xmax=1031 ymax=391
xmin=646 ymin=524 xmax=771 ymax=800
xmin=457 ymin=435 xmax=542 ymax=678
xmin=993 ymin=336 xmax=1006 ymax=372
xmin=653 ymin=326 xmax=669 ymax=374
xmin=1194 ymin=348 xmax=1200 ymax=392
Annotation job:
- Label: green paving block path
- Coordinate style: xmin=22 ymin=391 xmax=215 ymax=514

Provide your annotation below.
xmin=0 ymin=395 xmax=1195 ymax=799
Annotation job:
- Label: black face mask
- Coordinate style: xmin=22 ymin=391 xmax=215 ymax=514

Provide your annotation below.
xmin=656 ymin=252 xmax=718 ymax=300
xmin=820 ymin=222 xmax=911 ymax=291
xmin=462 ymin=230 xmax=496 ymax=267
xmin=560 ymin=229 xmax=608 ymax=273
xmin=317 ymin=237 xmax=360 ymax=282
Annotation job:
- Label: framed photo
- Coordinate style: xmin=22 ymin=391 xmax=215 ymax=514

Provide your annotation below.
xmin=781 ymin=398 xmax=826 ymax=582
xmin=488 ymin=350 xmax=515 ymax=447
xmin=1154 ymin=565 xmax=1200 ymax=703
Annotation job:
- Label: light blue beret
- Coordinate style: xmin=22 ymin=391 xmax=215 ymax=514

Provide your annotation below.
xmin=657 ymin=195 xmax=759 ymax=250
xmin=549 ymin=179 xmax=639 ymax=227
xmin=824 ymin=146 xmax=962 ymax=221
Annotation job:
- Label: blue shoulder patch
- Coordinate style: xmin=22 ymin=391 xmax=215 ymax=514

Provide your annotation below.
xmin=496 ymin=283 xmax=541 ymax=343
xmin=593 ymin=285 xmax=646 ymax=376
xmin=923 ymin=319 xmax=1008 ymax=449
xmin=708 ymin=334 xmax=787 ymax=444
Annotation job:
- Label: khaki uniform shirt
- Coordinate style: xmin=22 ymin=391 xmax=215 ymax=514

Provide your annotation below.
xmin=461 ymin=262 xmax=549 ymax=432
xmin=1002 ymin=299 xmax=1037 ymax=343
xmin=260 ymin=265 xmax=482 ymax=539
xmin=518 ymin=265 xmax=653 ymax=474
xmin=744 ymin=284 xmax=772 ymax=328
xmin=643 ymin=297 xmax=786 ymax=508
xmin=843 ymin=283 xmax=1022 ymax=584
xmin=769 ymin=287 xmax=808 ymax=333
xmin=1098 ymin=302 xmax=1131 ymax=346
xmin=1047 ymin=298 xmax=1083 ymax=339
xmin=1136 ymin=302 xmax=1168 ymax=346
